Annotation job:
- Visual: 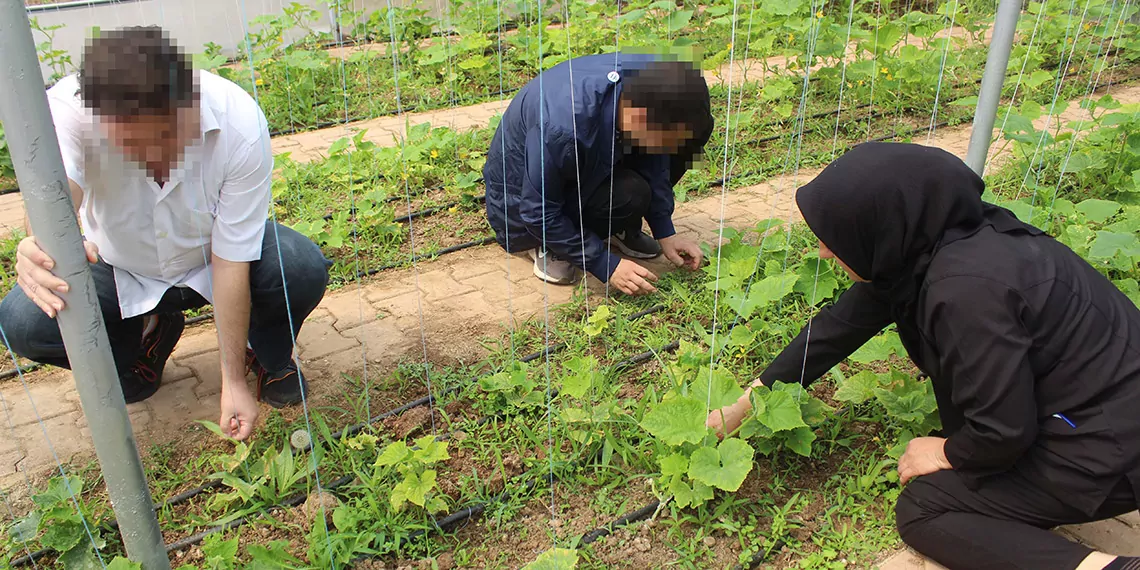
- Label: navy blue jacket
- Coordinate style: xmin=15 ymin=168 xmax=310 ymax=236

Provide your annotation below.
xmin=484 ymin=53 xmax=679 ymax=282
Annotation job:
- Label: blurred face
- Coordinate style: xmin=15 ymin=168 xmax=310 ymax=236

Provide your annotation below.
xmin=818 ymin=240 xmax=868 ymax=282
xmin=620 ymin=104 xmax=693 ymax=155
xmin=101 ymin=105 xmax=198 ymax=173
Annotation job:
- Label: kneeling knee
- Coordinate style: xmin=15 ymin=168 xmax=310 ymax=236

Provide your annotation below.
xmin=895 ymin=479 xmax=949 ymax=548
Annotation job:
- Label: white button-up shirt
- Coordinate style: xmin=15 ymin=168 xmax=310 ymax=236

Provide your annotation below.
xmin=47 ymin=71 xmax=272 ymax=319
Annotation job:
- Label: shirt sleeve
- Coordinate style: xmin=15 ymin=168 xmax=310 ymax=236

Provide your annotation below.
xmin=519 ymin=125 xmax=621 ymax=281
xmin=46 ymin=85 xmax=87 ymax=190
xmin=760 ymin=283 xmax=893 ymax=386
xmin=211 ymin=110 xmax=272 ymax=263
xmin=928 ymin=276 xmax=1038 ymax=476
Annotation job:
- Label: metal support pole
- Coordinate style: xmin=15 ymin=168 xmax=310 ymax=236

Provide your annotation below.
xmin=0 ymin=2 xmax=171 ymax=568
xmin=965 ymin=0 xmax=1022 ymax=176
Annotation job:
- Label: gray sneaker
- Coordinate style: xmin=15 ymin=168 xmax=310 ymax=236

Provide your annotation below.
xmin=607 ymin=229 xmax=661 ymax=259
xmin=528 ymin=249 xmax=580 ymax=285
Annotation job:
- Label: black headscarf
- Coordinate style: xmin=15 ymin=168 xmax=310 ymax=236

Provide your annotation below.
xmin=795 ymin=142 xmax=1041 ymax=313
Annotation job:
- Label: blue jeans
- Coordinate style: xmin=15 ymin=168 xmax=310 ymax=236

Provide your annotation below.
xmin=0 ymin=221 xmax=331 ymax=376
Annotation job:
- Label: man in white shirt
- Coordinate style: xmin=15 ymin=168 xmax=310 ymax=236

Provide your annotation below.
xmin=0 ymin=27 xmax=330 ymax=441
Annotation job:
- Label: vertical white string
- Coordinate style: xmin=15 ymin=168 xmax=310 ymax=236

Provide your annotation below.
xmin=1016 ymin=0 xmax=1092 ymax=207
xmin=325 ymin=0 xmax=371 ymax=419
xmin=0 ymin=328 xmax=106 ymax=568
xmin=1046 ymin=0 xmax=1130 ymax=218
xmin=706 ymin=0 xmax=742 ymax=410
xmin=832 ymin=0 xmax=857 ymax=152
xmin=603 ymin=0 xmax=623 ymax=301
xmin=534 ymin=0 xmax=558 ymax=536
xmin=991 ymin=0 xmax=1049 ymax=167
xmin=236 ymin=2 xmax=337 ymax=565
xmin=925 ymin=0 xmax=960 ymax=143
xmin=562 ymin=0 xmax=591 ymax=319
xmin=380 ymin=0 xmax=440 ymax=439
xmin=496 ymin=0 xmax=517 ymax=361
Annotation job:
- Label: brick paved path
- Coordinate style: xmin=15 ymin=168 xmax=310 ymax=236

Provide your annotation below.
xmin=1 ymin=48 xmax=1137 ymax=563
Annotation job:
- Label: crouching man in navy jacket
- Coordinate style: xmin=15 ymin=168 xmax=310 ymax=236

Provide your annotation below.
xmin=484 ymin=53 xmax=713 ymax=295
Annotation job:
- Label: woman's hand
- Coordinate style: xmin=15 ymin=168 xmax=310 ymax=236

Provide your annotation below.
xmin=898 ymin=436 xmax=952 ymax=484
xmin=706 ymin=383 xmax=762 ymax=438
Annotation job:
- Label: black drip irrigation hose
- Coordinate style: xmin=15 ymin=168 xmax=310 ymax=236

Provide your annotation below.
xmin=156 ymin=319 xmax=664 ymax=557
xmin=579 ymin=500 xmax=662 ymax=544
xmin=575 ymin=497 xmax=784 ymax=569
xmin=732 ymin=539 xmax=787 ymax=570
xmin=342 ymin=341 xmax=685 ymax=567
xmin=164 ymin=473 xmax=355 ymax=554
xmin=9 ymin=307 xmax=665 ymax=566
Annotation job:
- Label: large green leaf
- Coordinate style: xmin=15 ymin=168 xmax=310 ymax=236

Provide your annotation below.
xmin=849 ymin=332 xmax=904 ymax=364
xmin=834 ymin=370 xmax=879 ymax=404
xmin=641 ymin=396 xmax=708 ymax=446
xmin=666 ymin=9 xmax=695 ymax=33
xmin=705 ymin=255 xmax=757 ymax=292
xmin=561 ymin=355 xmax=601 ymax=399
xmin=375 ymin=441 xmax=411 ymax=467
xmin=1114 ymin=278 xmax=1139 ymax=307
xmin=33 ymin=475 xmax=84 ymax=508
xmin=411 ymin=436 xmax=450 ymax=464
xmin=107 ymin=558 xmax=143 ymax=570
xmin=669 ymin=476 xmax=714 ymax=509
xmin=691 ymin=366 xmax=745 ymax=410
xmin=687 ymin=438 xmax=755 ymax=491
xmin=659 ymin=452 xmax=711 ymax=508
xmin=1024 ymin=69 xmax=1053 ymax=90
xmin=523 ymin=548 xmax=579 ymax=570
xmin=1075 ymin=199 xmax=1122 ymax=224
xmin=754 ymin=389 xmax=808 ymax=433
xmin=794 ymin=256 xmax=839 ymax=303
xmin=247 ymin=540 xmax=304 ymax=569
xmin=726 ymin=273 xmax=798 ymax=318
xmin=391 ymin=469 xmax=438 ymax=509
xmin=781 ymin=426 xmax=817 ymax=457
xmin=39 ymin=519 xmax=85 ymax=553
xmin=9 ymin=512 xmax=39 ymax=543
xmin=1089 ymin=231 xmax=1140 ymax=260
xmin=57 ymin=545 xmax=102 ymax=570
xmin=761 ymin=0 xmax=806 ymax=16
xmin=874 ymin=373 xmax=938 ymax=425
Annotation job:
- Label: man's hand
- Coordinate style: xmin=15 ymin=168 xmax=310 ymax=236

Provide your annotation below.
xmin=219 ymin=378 xmax=259 ymax=441
xmin=898 ymin=436 xmax=952 ymax=485
xmin=611 ymin=259 xmax=658 ymax=296
xmin=15 ymin=237 xmax=99 ymax=318
xmin=660 ymin=235 xmax=703 ymax=271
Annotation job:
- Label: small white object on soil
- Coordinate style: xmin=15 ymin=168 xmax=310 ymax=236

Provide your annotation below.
xmin=290 ymin=429 xmax=312 ymax=450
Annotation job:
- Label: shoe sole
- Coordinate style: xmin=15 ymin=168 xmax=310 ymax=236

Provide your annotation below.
xmin=261 ymin=390 xmax=305 ymax=409
xmin=528 ymin=250 xmax=579 ymax=285
xmin=123 ymin=379 xmax=162 ymax=404
xmin=606 ymin=237 xmax=661 ymax=260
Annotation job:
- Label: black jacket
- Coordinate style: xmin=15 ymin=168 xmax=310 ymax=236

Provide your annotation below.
xmin=762 ymin=143 xmax=1140 ymax=515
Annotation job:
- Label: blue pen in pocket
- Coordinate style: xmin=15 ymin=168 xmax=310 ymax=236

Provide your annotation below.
xmin=1052 ymin=413 xmax=1077 ymax=429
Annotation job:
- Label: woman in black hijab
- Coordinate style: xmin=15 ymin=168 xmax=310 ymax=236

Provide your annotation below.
xmin=707 ymin=142 xmax=1140 ymax=570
